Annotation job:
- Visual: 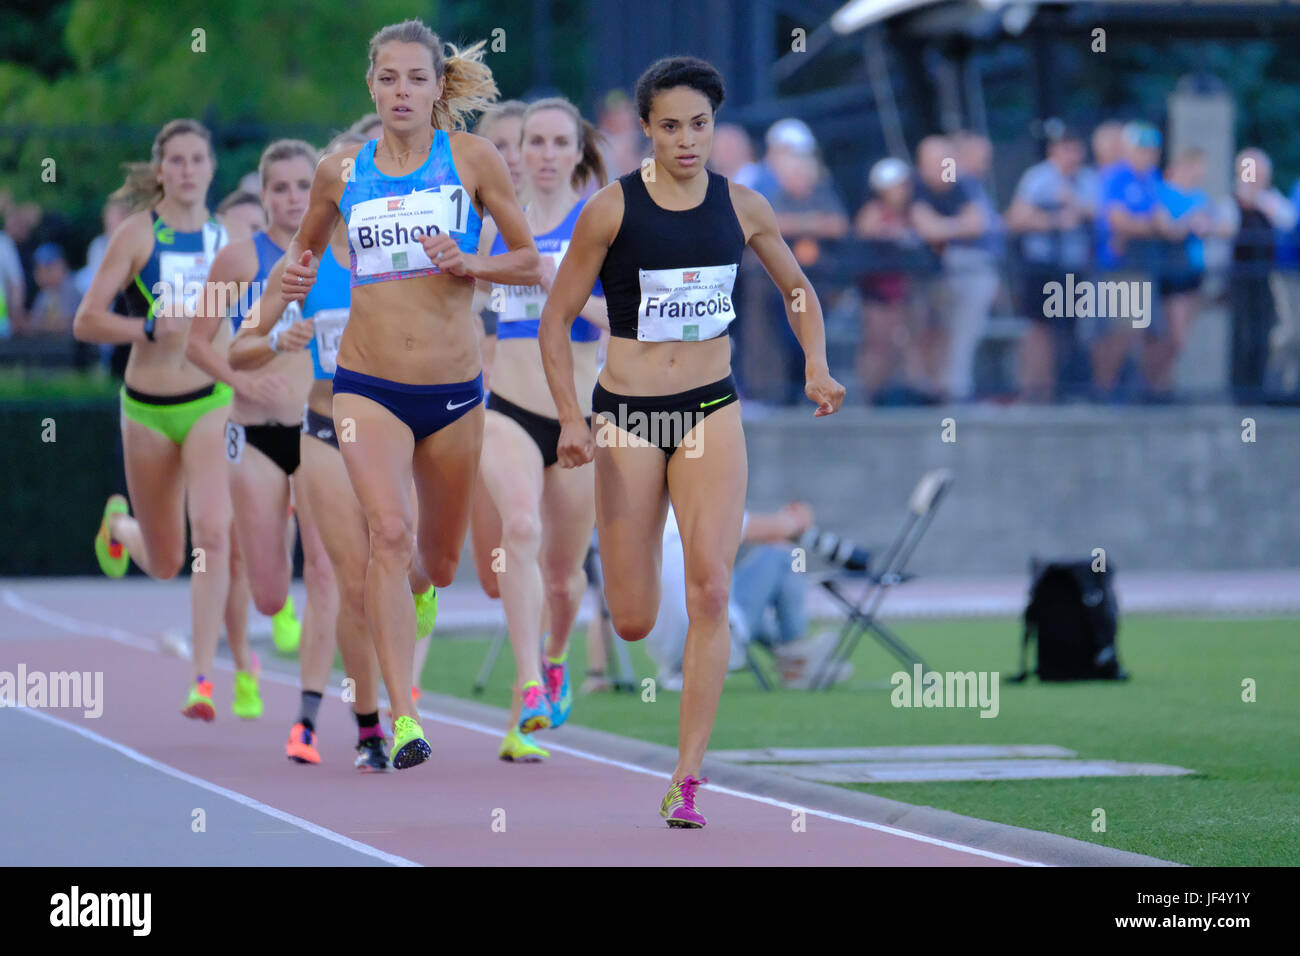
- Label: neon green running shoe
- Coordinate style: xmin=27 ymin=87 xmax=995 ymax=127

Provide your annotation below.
xmin=414 ymin=586 xmax=438 ymax=641
xmin=390 ymin=714 xmax=431 ymax=769
xmin=498 ymin=727 xmax=549 ymax=762
xmin=231 ymin=670 xmax=263 ymax=719
xmin=94 ymin=495 xmax=130 ymax=578
xmin=271 ymin=594 xmax=300 ymax=654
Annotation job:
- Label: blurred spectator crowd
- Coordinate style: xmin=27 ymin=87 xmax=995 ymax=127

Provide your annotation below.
xmin=6 ymin=94 xmax=1300 ymax=406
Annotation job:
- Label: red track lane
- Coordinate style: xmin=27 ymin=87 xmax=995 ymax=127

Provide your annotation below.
xmin=7 ymin=633 xmax=1019 ymax=866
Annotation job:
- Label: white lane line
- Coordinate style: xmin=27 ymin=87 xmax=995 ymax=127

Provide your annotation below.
xmin=6 ymin=589 xmax=1045 ymax=867
xmin=4 ymin=589 xmax=156 ymax=651
xmin=14 ymin=706 xmax=418 ymax=868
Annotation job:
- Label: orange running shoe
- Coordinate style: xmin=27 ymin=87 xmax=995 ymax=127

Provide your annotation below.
xmin=286 ymin=722 xmax=321 ymax=764
xmin=182 ymin=679 xmax=215 ymax=721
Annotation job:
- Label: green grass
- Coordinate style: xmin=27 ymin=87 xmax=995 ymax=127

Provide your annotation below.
xmin=418 ymin=615 xmax=1300 ymax=866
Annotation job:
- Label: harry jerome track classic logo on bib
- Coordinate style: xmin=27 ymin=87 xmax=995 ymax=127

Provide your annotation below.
xmin=637 ymin=264 xmax=737 ymax=342
xmin=348 ymin=185 xmax=470 ymax=277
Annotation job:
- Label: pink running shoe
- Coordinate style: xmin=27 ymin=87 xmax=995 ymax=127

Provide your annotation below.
xmin=659 ymin=775 xmax=708 ymax=828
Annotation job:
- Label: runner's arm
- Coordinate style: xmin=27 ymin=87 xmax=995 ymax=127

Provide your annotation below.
xmin=539 ymin=185 xmax=619 ymax=425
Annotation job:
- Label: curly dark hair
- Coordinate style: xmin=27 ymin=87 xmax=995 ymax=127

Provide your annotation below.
xmin=633 ymin=56 xmax=725 ymax=122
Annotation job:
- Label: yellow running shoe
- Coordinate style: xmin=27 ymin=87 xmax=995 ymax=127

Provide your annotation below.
xmin=498 ymin=727 xmax=549 ymax=762
xmin=271 ymin=595 xmax=300 ymax=654
xmin=94 ymin=495 xmax=130 ymax=578
xmin=414 ymin=586 xmax=438 ymax=641
xmin=231 ymin=670 xmax=263 ymax=719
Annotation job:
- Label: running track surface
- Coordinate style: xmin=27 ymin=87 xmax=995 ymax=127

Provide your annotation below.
xmin=2 ymin=588 xmax=1030 ymax=867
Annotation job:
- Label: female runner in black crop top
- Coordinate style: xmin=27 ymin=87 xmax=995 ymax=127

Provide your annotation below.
xmin=538 ymin=56 xmax=845 ymax=828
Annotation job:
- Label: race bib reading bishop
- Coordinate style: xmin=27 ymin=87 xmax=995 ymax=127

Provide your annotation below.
xmin=348 ymin=185 xmax=471 ymax=278
xmin=636 ymin=264 xmax=738 ymax=342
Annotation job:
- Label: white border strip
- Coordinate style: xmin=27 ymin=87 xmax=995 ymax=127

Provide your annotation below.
xmin=14 ymin=706 xmax=418 ymax=868
xmin=6 ymin=588 xmax=1044 ymax=867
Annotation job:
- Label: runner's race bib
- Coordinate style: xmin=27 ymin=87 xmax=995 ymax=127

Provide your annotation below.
xmin=311 ymin=307 xmax=349 ymax=376
xmin=497 ymin=242 xmax=567 ymax=323
xmin=224 ymin=421 xmax=245 ymax=464
xmin=636 ymin=264 xmax=738 ymax=342
xmin=157 ymin=222 xmax=225 ymax=316
xmin=347 ymin=186 xmax=471 ymax=278
xmin=158 ymin=252 xmax=213 ymax=317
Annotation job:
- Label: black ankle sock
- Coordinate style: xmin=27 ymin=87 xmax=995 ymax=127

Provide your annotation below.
xmin=300 ymin=691 xmax=323 ymax=731
xmin=356 ymin=710 xmax=380 ymax=729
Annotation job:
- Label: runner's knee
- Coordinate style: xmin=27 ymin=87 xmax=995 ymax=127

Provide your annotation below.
xmin=685 ymin=568 xmax=732 ymax=624
xmin=500 ymin=509 xmax=542 ymax=557
xmin=368 ymin=512 xmax=414 ymax=567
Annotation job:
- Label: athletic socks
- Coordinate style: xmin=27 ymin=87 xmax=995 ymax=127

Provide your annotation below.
xmin=300 ymin=691 xmax=323 ymax=732
xmin=356 ymin=710 xmax=383 ymax=741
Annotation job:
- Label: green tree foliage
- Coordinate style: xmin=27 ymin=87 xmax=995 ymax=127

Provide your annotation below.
xmin=2 ymin=0 xmax=435 ymax=236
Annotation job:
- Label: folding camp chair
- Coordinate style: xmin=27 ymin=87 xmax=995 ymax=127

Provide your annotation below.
xmin=808 ymin=468 xmax=953 ymax=691
xmin=472 ymin=544 xmax=637 ymax=694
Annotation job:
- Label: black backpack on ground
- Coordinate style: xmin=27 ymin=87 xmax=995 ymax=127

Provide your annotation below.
xmin=1009 ymin=558 xmax=1129 ymax=682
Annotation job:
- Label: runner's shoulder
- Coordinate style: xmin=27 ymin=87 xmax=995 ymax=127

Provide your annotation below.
xmin=726 ymin=179 xmax=774 ymax=222
xmin=316 ymin=144 xmax=364 ymax=182
xmin=578 ymin=180 xmax=626 ymax=241
xmin=207 ymin=235 xmax=258 ymax=280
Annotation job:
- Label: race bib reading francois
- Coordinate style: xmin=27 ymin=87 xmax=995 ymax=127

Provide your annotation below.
xmin=347 ymin=185 xmax=470 ymax=279
xmin=636 ymin=264 xmax=738 ymax=342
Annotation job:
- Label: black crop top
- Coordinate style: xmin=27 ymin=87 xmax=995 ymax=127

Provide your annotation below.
xmin=599 ymin=169 xmax=746 ymax=341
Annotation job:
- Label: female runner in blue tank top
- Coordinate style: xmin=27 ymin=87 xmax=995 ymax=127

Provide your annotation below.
xmin=281 ymin=19 xmax=540 ymax=770
xmin=186 ymin=140 xmax=326 ymax=652
xmin=472 ymin=97 xmax=609 ymax=761
xmin=188 ymin=138 xmax=347 ymax=752
xmin=73 ymin=119 xmax=256 ymax=724
xmin=232 ymin=131 xmax=422 ymax=770
xmin=539 ymin=58 xmax=846 ymax=827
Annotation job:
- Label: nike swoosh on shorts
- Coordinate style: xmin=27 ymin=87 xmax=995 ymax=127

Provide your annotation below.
xmin=446 ymin=397 xmax=477 ymax=410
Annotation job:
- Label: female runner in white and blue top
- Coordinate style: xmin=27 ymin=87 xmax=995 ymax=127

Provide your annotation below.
xmin=281 ymin=19 xmax=539 ymax=770
xmin=472 ymin=97 xmax=609 ymax=762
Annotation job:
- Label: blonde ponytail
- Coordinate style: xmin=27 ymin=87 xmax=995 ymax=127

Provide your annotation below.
xmin=436 ymin=40 xmax=499 ymax=132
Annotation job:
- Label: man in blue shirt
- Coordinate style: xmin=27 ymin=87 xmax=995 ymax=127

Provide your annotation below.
xmin=1090 ymin=122 xmax=1163 ymax=398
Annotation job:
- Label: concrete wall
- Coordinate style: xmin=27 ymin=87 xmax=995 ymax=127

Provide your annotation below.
xmin=741 ymin=405 xmax=1300 ymax=574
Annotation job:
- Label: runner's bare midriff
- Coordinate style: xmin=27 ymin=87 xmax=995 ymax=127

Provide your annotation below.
xmin=337 ymin=269 xmax=480 ymax=386
xmin=599 ymin=335 xmax=731 ymax=396
xmin=232 ymin=349 xmax=312 ymax=425
xmin=494 ymin=337 xmax=598 ymax=417
xmin=124 ymin=319 xmax=230 ymax=395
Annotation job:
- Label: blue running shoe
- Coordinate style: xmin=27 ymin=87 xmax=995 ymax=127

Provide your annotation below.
xmin=518 ymin=681 xmax=552 ymax=733
xmin=543 ymin=659 xmax=572 ymax=728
